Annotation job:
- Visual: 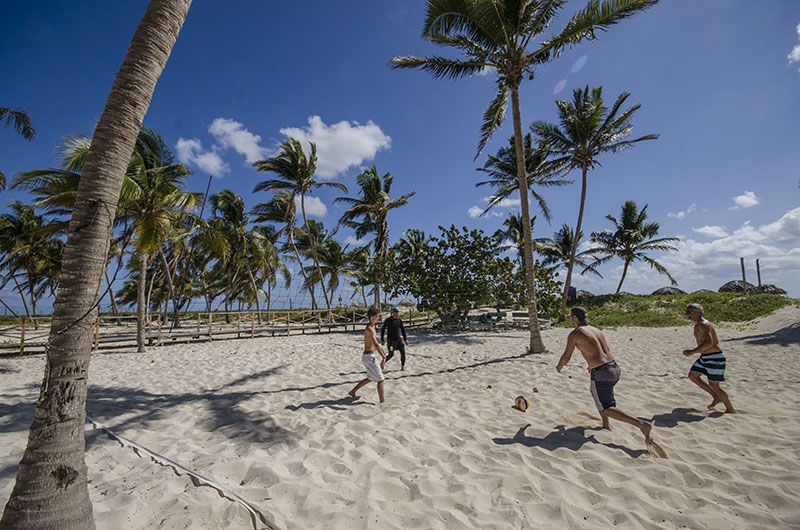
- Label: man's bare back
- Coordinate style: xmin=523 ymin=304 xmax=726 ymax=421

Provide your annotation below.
xmin=559 ymin=324 xmax=616 ymax=372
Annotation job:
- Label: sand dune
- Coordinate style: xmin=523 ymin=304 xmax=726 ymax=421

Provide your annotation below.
xmin=2 ymin=305 xmax=799 ymax=529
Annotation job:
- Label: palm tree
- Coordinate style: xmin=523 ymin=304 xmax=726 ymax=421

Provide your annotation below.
xmin=590 ymin=200 xmax=678 ymax=294
xmin=391 ymin=0 xmax=658 ymax=352
xmin=253 ymin=138 xmax=347 ymax=317
xmin=393 ymin=229 xmax=429 ymax=261
xmin=531 ymin=85 xmax=658 ymax=308
xmin=1 ymin=2 xmax=192 ymax=526
xmin=0 ymin=201 xmax=63 ymax=323
xmin=476 ymin=133 xmax=569 ymax=219
xmin=118 ymin=130 xmax=201 ymax=349
xmin=334 ymin=165 xmax=414 ymax=311
xmin=250 ymin=224 xmax=290 ymax=317
xmin=495 ymin=212 xmax=535 ymax=264
xmin=1 ymin=107 xmax=36 ymax=190
xmin=535 ymin=223 xmax=602 ymax=278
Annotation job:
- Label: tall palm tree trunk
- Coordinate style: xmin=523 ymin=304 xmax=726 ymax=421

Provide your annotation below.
xmin=616 ymin=260 xmax=631 ymax=295
xmin=0 ymin=2 xmax=192 ymax=527
xmin=287 ymin=224 xmax=317 ymax=309
xmin=158 ymin=248 xmax=180 ymax=328
xmin=104 ymin=268 xmax=120 ymax=317
xmin=245 ymin=262 xmax=262 ymax=322
xmin=137 ymin=253 xmax=148 ymax=352
xmin=10 ymin=274 xmax=31 ymax=321
xmin=562 ymin=166 xmax=588 ymax=308
xmin=300 ymin=197 xmax=331 ymax=317
xmin=510 ymin=85 xmax=545 ymax=353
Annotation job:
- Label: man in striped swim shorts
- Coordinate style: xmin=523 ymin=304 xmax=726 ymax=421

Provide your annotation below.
xmin=683 ymin=303 xmax=736 ymax=413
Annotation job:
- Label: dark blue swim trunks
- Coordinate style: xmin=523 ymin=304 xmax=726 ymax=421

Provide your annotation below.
xmin=590 ymin=360 xmax=620 ymax=412
xmin=689 ymin=351 xmax=726 ymax=382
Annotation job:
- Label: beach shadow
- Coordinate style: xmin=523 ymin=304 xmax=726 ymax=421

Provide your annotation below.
xmin=284 ymin=396 xmax=368 ymax=411
xmin=493 ymin=424 xmax=647 ymax=458
xmin=726 ymin=322 xmax=800 ymax=347
xmin=0 ymin=400 xmax=35 ymax=434
xmin=0 ymin=462 xmax=20 ymax=482
xmin=0 ymin=366 xmax=18 ymax=374
xmin=649 ymin=407 xmax=711 ymax=428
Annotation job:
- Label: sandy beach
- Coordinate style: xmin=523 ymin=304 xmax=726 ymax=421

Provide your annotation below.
xmin=2 ymin=306 xmax=799 ymax=529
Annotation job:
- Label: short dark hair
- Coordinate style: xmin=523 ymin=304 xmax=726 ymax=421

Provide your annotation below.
xmin=570 ymin=306 xmax=588 ymax=324
xmin=367 ymin=307 xmax=379 ymax=318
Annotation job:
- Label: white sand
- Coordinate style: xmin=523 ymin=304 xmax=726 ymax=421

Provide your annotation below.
xmin=2 ymin=306 xmax=799 ymax=529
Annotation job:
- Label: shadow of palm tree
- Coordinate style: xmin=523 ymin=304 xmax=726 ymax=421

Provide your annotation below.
xmin=493 ymin=423 xmax=647 ymax=458
xmin=726 ymin=322 xmax=800 ymax=347
xmin=0 ymin=400 xmax=35 ymax=434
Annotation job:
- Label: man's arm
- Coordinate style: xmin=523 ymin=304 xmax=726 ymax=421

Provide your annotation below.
xmin=400 ymin=320 xmax=407 ymax=343
xmin=370 ymin=327 xmax=386 ymax=358
xmin=683 ymin=321 xmax=717 ymax=356
xmin=556 ymin=332 xmax=577 ymax=373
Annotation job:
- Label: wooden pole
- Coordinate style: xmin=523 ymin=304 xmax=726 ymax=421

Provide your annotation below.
xmin=94 ymin=314 xmax=100 ymax=352
xmin=740 ymin=257 xmax=748 ymax=294
xmin=286 ymin=311 xmax=290 ymax=336
xmin=208 ymin=312 xmax=213 ymax=342
xmin=197 ymin=312 xmax=201 ymax=336
xmin=19 ymin=317 xmax=25 ymax=356
xmin=237 ymin=312 xmax=242 ymax=339
xmin=157 ymin=315 xmax=163 ymax=346
xmin=318 ymin=311 xmax=322 ymax=333
xmin=756 ymin=258 xmax=762 ymax=291
xmin=251 ymin=311 xmax=255 ymax=338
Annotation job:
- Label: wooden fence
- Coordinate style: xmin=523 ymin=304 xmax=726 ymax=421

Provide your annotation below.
xmin=0 ymin=308 xmax=437 ymax=356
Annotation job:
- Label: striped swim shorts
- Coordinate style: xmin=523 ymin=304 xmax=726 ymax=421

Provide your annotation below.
xmin=690 ymin=351 xmax=726 ymax=382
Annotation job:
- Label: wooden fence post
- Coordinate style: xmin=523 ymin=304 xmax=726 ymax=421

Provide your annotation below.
xmin=197 ymin=313 xmax=201 ymax=337
xmin=237 ymin=312 xmax=242 ymax=339
xmin=740 ymin=257 xmax=748 ymax=294
xmin=94 ymin=314 xmax=100 ymax=351
xmin=286 ymin=311 xmax=290 ymax=336
xmin=157 ymin=316 xmax=163 ymax=346
xmin=251 ymin=312 xmax=255 ymax=338
xmin=756 ymin=258 xmax=762 ymax=291
xmin=208 ymin=312 xmax=213 ymax=342
xmin=19 ymin=317 xmax=25 ymax=356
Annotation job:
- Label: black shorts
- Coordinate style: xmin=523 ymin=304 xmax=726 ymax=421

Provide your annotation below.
xmin=590 ymin=361 xmax=620 ymax=412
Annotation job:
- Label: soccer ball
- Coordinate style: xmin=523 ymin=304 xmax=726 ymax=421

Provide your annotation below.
xmin=515 ymin=395 xmax=529 ymax=412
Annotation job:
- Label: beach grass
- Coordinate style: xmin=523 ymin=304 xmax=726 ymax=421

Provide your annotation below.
xmin=558 ymin=292 xmax=798 ymax=328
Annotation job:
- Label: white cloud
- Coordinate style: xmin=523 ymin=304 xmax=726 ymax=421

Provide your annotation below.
xmin=344 ymin=236 xmax=366 ymax=247
xmin=279 ymin=116 xmax=391 ymax=179
xmin=729 ymin=190 xmax=759 ymax=210
xmin=667 ymin=203 xmax=696 ymax=220
xmin=175 ymin=138 xmax=229 ymax=175
xmin=759 ymin=207 xmax=800 ymax=244
xmin=468 ymin=205 xmax=484 ymax=218
xmin=788 ymin=23 xmax=800 ymax=71
xmin=476 ymin=66 xmax=495 ymax=76
xmin=295 ymin=195 xmax=327 ymax=218
xmin=692 ymin=225 xmax=729 ymax=238
xmin=208 ymin=118 xmax=268 ymax=163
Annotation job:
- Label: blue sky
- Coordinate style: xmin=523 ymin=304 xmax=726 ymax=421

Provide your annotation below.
xmin=2 ymin=1 xmax=800 ymax=312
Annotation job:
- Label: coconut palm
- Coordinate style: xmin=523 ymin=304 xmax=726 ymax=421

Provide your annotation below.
xmin=334 ymin=165 xmax=414 ymax=311
xmin=476 ymin=133 xmax=569 ymax=219
xmin=590 ymin=200 xmax=678 ymax=294
xmin=250 ymin=224 xmax=290 ymax=316
xmin=495 ymin=212 xmax=536 ymax=265
xmin=1 ymin=107 xmax=36 ymax=190
xmin=531 ymin=85 xmax=658 ymax=307
xmin=0 ymin=201 xmax=63 ymax=322
xmin=253 ymin=138 xmax=347 ymax=317
xmin=393 ymin=229 xmax=429 ymax=261
xmin=0 ymin=1 xmax=192 ymax=527
xmin=391 ymin=0 xmax=658 ymax=352
xmin=535 ymin=223 xmax=602 ymax=278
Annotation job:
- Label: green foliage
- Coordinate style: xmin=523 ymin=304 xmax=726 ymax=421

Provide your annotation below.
xmin=383 ymin=225 xmax=562 ymax=318
xmin=556 ymin=293 xmax=797 ymax=328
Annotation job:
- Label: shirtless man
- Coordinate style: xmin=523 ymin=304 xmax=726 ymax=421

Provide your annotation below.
xmin=556 ymin=306 xmax=653 ymax=445
xmin=683 ymin=303 xmax=736 ymax=413
xmin=348 ymin=307 xmax=387 ymax=403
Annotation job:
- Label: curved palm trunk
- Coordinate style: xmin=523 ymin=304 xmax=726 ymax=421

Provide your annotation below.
xmin=562 ymin=166 xmax=588 ymax=308
xmin=10 ymin=274 xmax=31 ymax=321
xmin=245 ymin=262 xmax=262 ymax=322
xmin=300 ymin=196 xmax=331 ymax=318
xmin=104 ymin=268 xmax=120 ymax=317
xmin=287 ymin=222 xmax=317 ymax=309
xmin=158 ymin=248 xmax=180 ymax=328
xmin=137 ymin=252 xmax=148 ymax=352
xmin=510 ymin=85 xmax=545 ymax=353
xmin=615 ymin=260 xmax=631 ymax=295
xmin=0 ymin=2 xmax=192 ymax=527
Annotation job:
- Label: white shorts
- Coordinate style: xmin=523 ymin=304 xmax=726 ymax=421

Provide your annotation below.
xmin=362 ymin=351 xmax=385 ymax=382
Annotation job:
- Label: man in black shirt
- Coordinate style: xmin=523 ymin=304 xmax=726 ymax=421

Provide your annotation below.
xmin=381 ymin=307 xmax=409 ymax=371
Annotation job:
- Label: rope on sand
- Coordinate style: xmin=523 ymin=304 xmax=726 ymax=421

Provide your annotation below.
xmin=86 ymin=415 xmax=281 ymax=530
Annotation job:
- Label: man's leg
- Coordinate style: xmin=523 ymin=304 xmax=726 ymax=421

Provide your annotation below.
xmin=349 ymin=378 xmax=370 ymax=398
xmin=688 ymin=371 xmax=717 ymax=402
xmin=709 ymin=382 xmax=736 ymax=413
xmin=601 ymin=408 xmax=653 ymax=444
xmin=377 ymin=380 xmax=385 ymax=403
xmin=385 ymin=344 xmax=394 ymax=363
xmin=398 ymin=342 xmax=406 ymax=370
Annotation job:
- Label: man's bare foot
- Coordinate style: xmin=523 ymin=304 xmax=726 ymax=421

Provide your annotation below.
xmin=602 ymin=422 xmax=612 ymax=431
xmin=708 ymin=397 xmax=720 ymax=410
xmin=723 ymin=407 xmax=737 ymax=414
xmin=401 ymin=365 xmax=405 ymax=371
xmin=641 ymin=421 xmax=653 ymax=445
xmin=348 ymin=390 xmax=358 ymax=398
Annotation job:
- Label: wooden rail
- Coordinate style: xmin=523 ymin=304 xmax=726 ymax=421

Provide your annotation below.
xmin=0 ymin=309 xmax=438 ymax=356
